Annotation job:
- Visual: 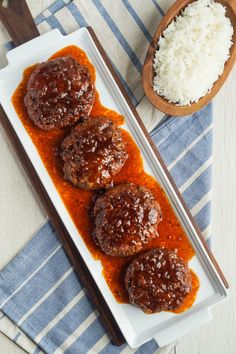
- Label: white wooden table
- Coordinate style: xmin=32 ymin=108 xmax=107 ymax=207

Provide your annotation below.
xmin=0 ymin=1 xmax=235 ymax=353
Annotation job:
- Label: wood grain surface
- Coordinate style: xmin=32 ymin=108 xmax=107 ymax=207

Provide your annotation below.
xmin=0 ymin=1 xmax=236 ymax=354
xmin=143 ymin=0 xmax=236 ymax=116
xmin=0 ymin=0 xmax=39 ymax=44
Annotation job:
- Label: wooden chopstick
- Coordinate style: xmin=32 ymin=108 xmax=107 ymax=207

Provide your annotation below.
xmin=0 ymin=0 xmax=125 ymax=346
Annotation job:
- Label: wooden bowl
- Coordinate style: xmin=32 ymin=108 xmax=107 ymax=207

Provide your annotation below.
xmin=143 ymin=0 xmax=236 ymax=116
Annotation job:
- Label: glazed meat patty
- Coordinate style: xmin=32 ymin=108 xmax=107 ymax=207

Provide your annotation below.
xmin=92 ymin=183 xmax=162 ymax=256
xmin=125 ymin=248 xmax=192 ymax=313
xmin=24 ymin=56 xmax=95 ymax=130
xmin=61 ymin=116 xmax=128 ymax=189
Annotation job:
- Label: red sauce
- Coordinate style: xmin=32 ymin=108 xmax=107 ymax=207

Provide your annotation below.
xmin=12 ymin=45 xmax=199 ymax=313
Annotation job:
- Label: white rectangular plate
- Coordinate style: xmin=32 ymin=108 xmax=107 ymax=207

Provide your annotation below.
xmin=0 ymin=28 xmax=228 ymax=348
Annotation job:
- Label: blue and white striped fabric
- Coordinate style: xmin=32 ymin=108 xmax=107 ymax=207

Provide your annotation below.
xmin=0 ymin=0 xmax=212 ymax=353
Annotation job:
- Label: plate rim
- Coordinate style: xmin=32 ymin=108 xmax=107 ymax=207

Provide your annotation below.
xmin=0 ymin=26 xmax=229 ymax=348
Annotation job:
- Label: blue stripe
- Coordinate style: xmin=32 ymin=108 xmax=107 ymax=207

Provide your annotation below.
xmin=46 ymin=15 xmax=67 ymax=35
xmin=151 ymin=104 xmax=212 ymax=147
xmin=64 ymin=318 xmax=105 ymax=353
xmin=23 ymin=272 xmax=82 ymax=335
xmin=13 ymin=332 xmax=21 ymax=342
xmin=91 ymin=0 xmax=142 ymax=73
xmin=170 ymin=130 xmax=213 ymax=188
xmin=67 ymin=2 xmax=138 ymax=106
xmin=38 ymin=296 xmax=94 ymax=350
xmin=33 ymin=347 xmax=42 ymax=354
xmin=182 ymin=165 xmax=212 ymax=211
xmin=100 ymin=338 xmax=158 ymax=354
xmin=67 ymin=1 xmax=88 ymax=27
xmin=99 ymin=341 xmax=127 ymax=354
xmin=158 ymin=113 xmax=212 ymax=167
xmin=151 ymin=115 xmax=182 ymax=143
xmin=136 ymin=339 xmax=159 ymax=354
xmin=5 ymin=41 xmax=15 ymax=50
xmin=0 ymin=223 xmax=61 ymax=304
xmin=2 ymin=248 xmax=71 ymax=321
xmin=151 ymin=0 xmax=165 ymax=16
xmin=194 ymin=201 xmax=211 ymax=232
xmin=122 ymin=0 xmax=152 ymax=42
xmin=48 ymin=0 xmax=67 ymax=14
xmin=34 ymin=13 xmax=46 ymax=26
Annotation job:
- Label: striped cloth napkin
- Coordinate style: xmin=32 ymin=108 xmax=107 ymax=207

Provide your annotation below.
xmin=0 ymin=0 xmax=212 ymax=353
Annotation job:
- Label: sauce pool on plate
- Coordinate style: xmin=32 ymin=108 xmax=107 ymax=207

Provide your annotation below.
xmin=12 ymin=45 xmax=199 ymax=313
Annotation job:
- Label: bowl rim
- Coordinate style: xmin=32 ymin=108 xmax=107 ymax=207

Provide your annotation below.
xmin=142 ymin=0 xmax=236 ymax=116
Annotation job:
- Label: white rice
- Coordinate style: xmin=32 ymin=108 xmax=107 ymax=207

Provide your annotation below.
xmin=152 ymin=0 xmax=234 ymax=106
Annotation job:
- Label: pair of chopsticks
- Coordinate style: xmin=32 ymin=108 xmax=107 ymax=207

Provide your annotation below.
xmin=0 ymin=0 xmax=125 ymax=346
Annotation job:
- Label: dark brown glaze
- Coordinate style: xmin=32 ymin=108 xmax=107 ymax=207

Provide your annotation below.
xmin=125 ymin=248 xmax=192 ymax=313
xmin=92 ymin=183 xmax=162 ymax=256
xmin=61 ymin=116 xmax=128 ymax=190
xmin=12 ymin=45 xmax=199 ymax=313
xmin=24 ymin=56 xmax=95 ymax=130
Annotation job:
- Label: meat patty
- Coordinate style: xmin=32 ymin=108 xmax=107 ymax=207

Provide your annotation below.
xmin=125 ymin=248 xmax=192 ymax=313
xmin=61 ymin=116 xmax=128 ymax=190
xmin=24 ymin=56 xmax=95 ymax=130
xmin=92 ymin=183 xmax=162 ymax=256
